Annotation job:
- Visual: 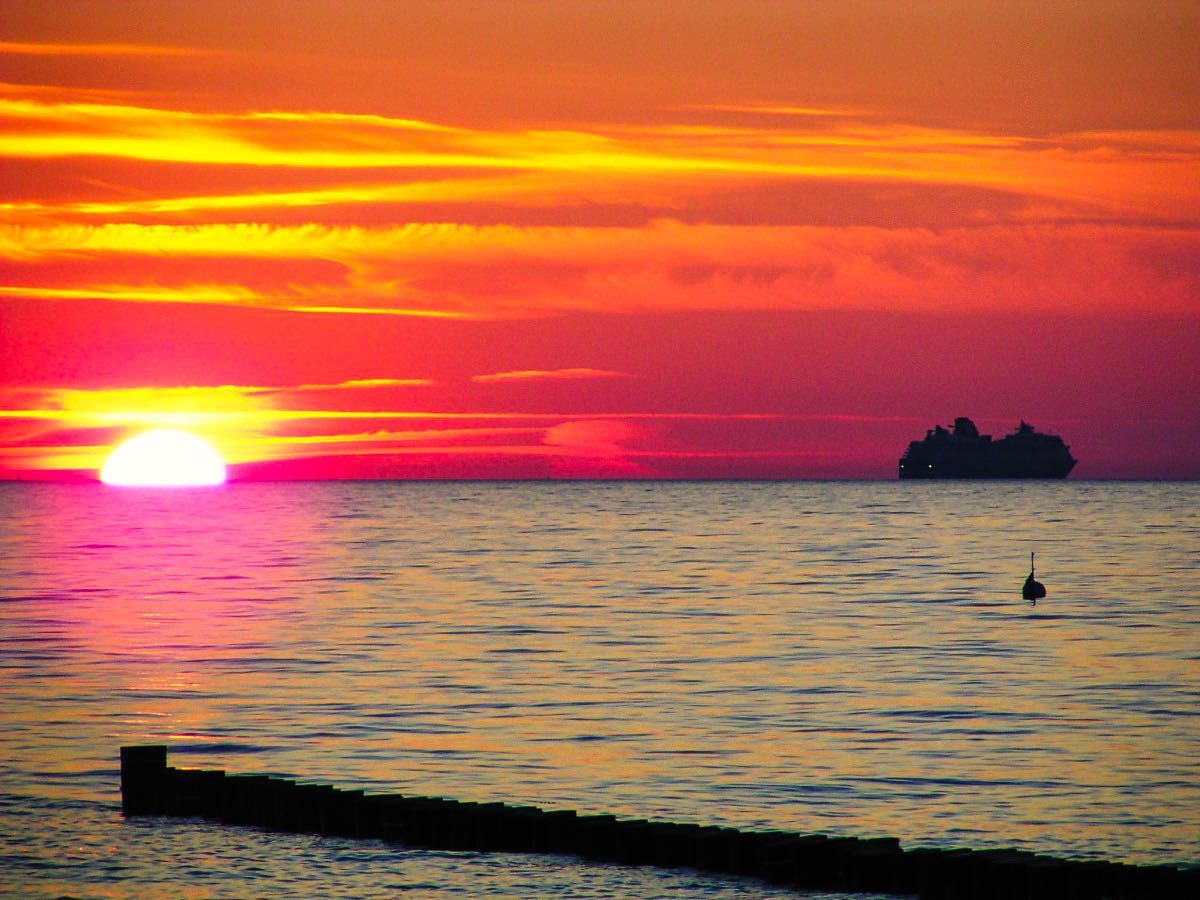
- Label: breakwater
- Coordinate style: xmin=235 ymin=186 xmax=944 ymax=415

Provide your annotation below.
xmin=120 ymin=746 xmax=1194 ymax=898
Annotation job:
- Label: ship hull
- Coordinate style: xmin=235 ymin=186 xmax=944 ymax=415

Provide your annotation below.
xmin=898 ymin=463 xmax=1076 ymax=479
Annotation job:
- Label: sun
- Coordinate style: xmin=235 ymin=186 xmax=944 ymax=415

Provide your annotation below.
xmin=100 ymin=428 xmax=227 ymax=487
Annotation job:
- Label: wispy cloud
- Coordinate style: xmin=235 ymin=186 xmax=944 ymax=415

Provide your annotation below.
xmin=300 ymin=378 xmax=433 ymax=390
xmin=679 ymin=102 xmax=866 ymax=117
xmin=0 ymin=379 xmax=824 ymax=476
xmin=0 ymin=41 xmax=221 ymax=58
xmin=2 ymin=96 xmax=1194 ymax=218
xmin=472 ymin=368 xmax=629 ymax=384
xmin=3 ymin=220 xmax=1196 ymax=318
xmin=0 ymin=81 xmax=155 ymax=103
xmin=287 ymin=306 xmax=470 ymax=319
xmin=0 ymin=381 xmax=434 ymax=428
xmin=0 ymin=283 xmax=267 ymax=304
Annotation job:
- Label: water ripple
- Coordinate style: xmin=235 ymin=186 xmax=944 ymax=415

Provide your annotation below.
xmin=1 ymin=480 xmax=1197 ymax=895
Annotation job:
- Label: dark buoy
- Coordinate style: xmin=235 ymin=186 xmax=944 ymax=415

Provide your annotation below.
xmin=1022 ymin=552 xmax=1046 ymax=602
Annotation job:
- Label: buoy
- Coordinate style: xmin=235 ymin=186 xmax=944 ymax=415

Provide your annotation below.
xmin=1022 ymin=552 xmax=1046 ymax=601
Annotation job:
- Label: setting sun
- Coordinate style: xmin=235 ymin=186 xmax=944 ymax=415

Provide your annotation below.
xmin=99 ymin=428 xmax=227 ymax=487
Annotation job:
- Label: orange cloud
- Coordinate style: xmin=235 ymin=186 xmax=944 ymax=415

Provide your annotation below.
xmin=679 ymin=102 xmax=866 ymax=118
xmin=0 ymin=41 xmax=219 ymax=58
xmin=0 ymin=81 xmax=154 ymax=103
xmin=4 ymin=220 xmax=1194 ymax=318
xmin=472 ymin=368 xmax=629 ymax=384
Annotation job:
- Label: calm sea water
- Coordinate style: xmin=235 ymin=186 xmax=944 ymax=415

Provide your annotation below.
xmin=1 ymin=481 xmax=1197 ymax=897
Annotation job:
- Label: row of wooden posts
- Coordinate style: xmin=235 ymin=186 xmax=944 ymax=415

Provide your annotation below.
xmin=121 ymin=746 xmax=1194 ymax=899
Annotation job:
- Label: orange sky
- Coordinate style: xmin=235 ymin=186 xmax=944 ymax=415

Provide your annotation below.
xmin=2 ymin=1 xmax=1198 ymax=479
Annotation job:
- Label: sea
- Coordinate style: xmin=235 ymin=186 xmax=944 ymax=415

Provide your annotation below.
xmin=1 ymin=480 xmax=1197 ymax=898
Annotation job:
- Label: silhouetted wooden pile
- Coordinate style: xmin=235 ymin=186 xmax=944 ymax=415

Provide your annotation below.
xmin=120 ymin=746 xmax=1195 ymax=898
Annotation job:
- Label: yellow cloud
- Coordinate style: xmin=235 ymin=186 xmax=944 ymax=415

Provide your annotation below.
xmin=1 ymin=95 xmax=1194 ymax=219
xmin=39 ymin=385 xmax=275 ymax=429
xmin=300 ymin=378 xmax=434 ymax=390
xmin=0 ymin=175 xmax=553 ymax=219
xmin=287 ymin=306 xmax=469 ymax=319
xmin=0 ymin=283 xmax=266 ymax=304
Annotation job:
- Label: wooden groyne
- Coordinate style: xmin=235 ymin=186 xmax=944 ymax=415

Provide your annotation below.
xmin=120 ymin=746 xmax=1194 ymax=899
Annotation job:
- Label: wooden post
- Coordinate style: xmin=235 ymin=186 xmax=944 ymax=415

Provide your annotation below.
xmin=120 ymin=744 xmax=167 ymax=816
xmin=116 ymin=748 xmax=1189 ymax=898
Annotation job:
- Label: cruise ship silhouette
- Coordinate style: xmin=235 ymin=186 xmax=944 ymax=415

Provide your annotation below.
xmin=899 ymin=417 xmax=1076 ymax=479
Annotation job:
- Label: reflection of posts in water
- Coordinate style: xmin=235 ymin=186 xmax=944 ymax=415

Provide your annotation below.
xmin=120 ymin=746 xmax=1197 ymax=897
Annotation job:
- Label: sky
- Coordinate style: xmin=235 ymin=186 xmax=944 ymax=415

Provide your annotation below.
xmin=2 ymin=0 xmax=1198 ymax=480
